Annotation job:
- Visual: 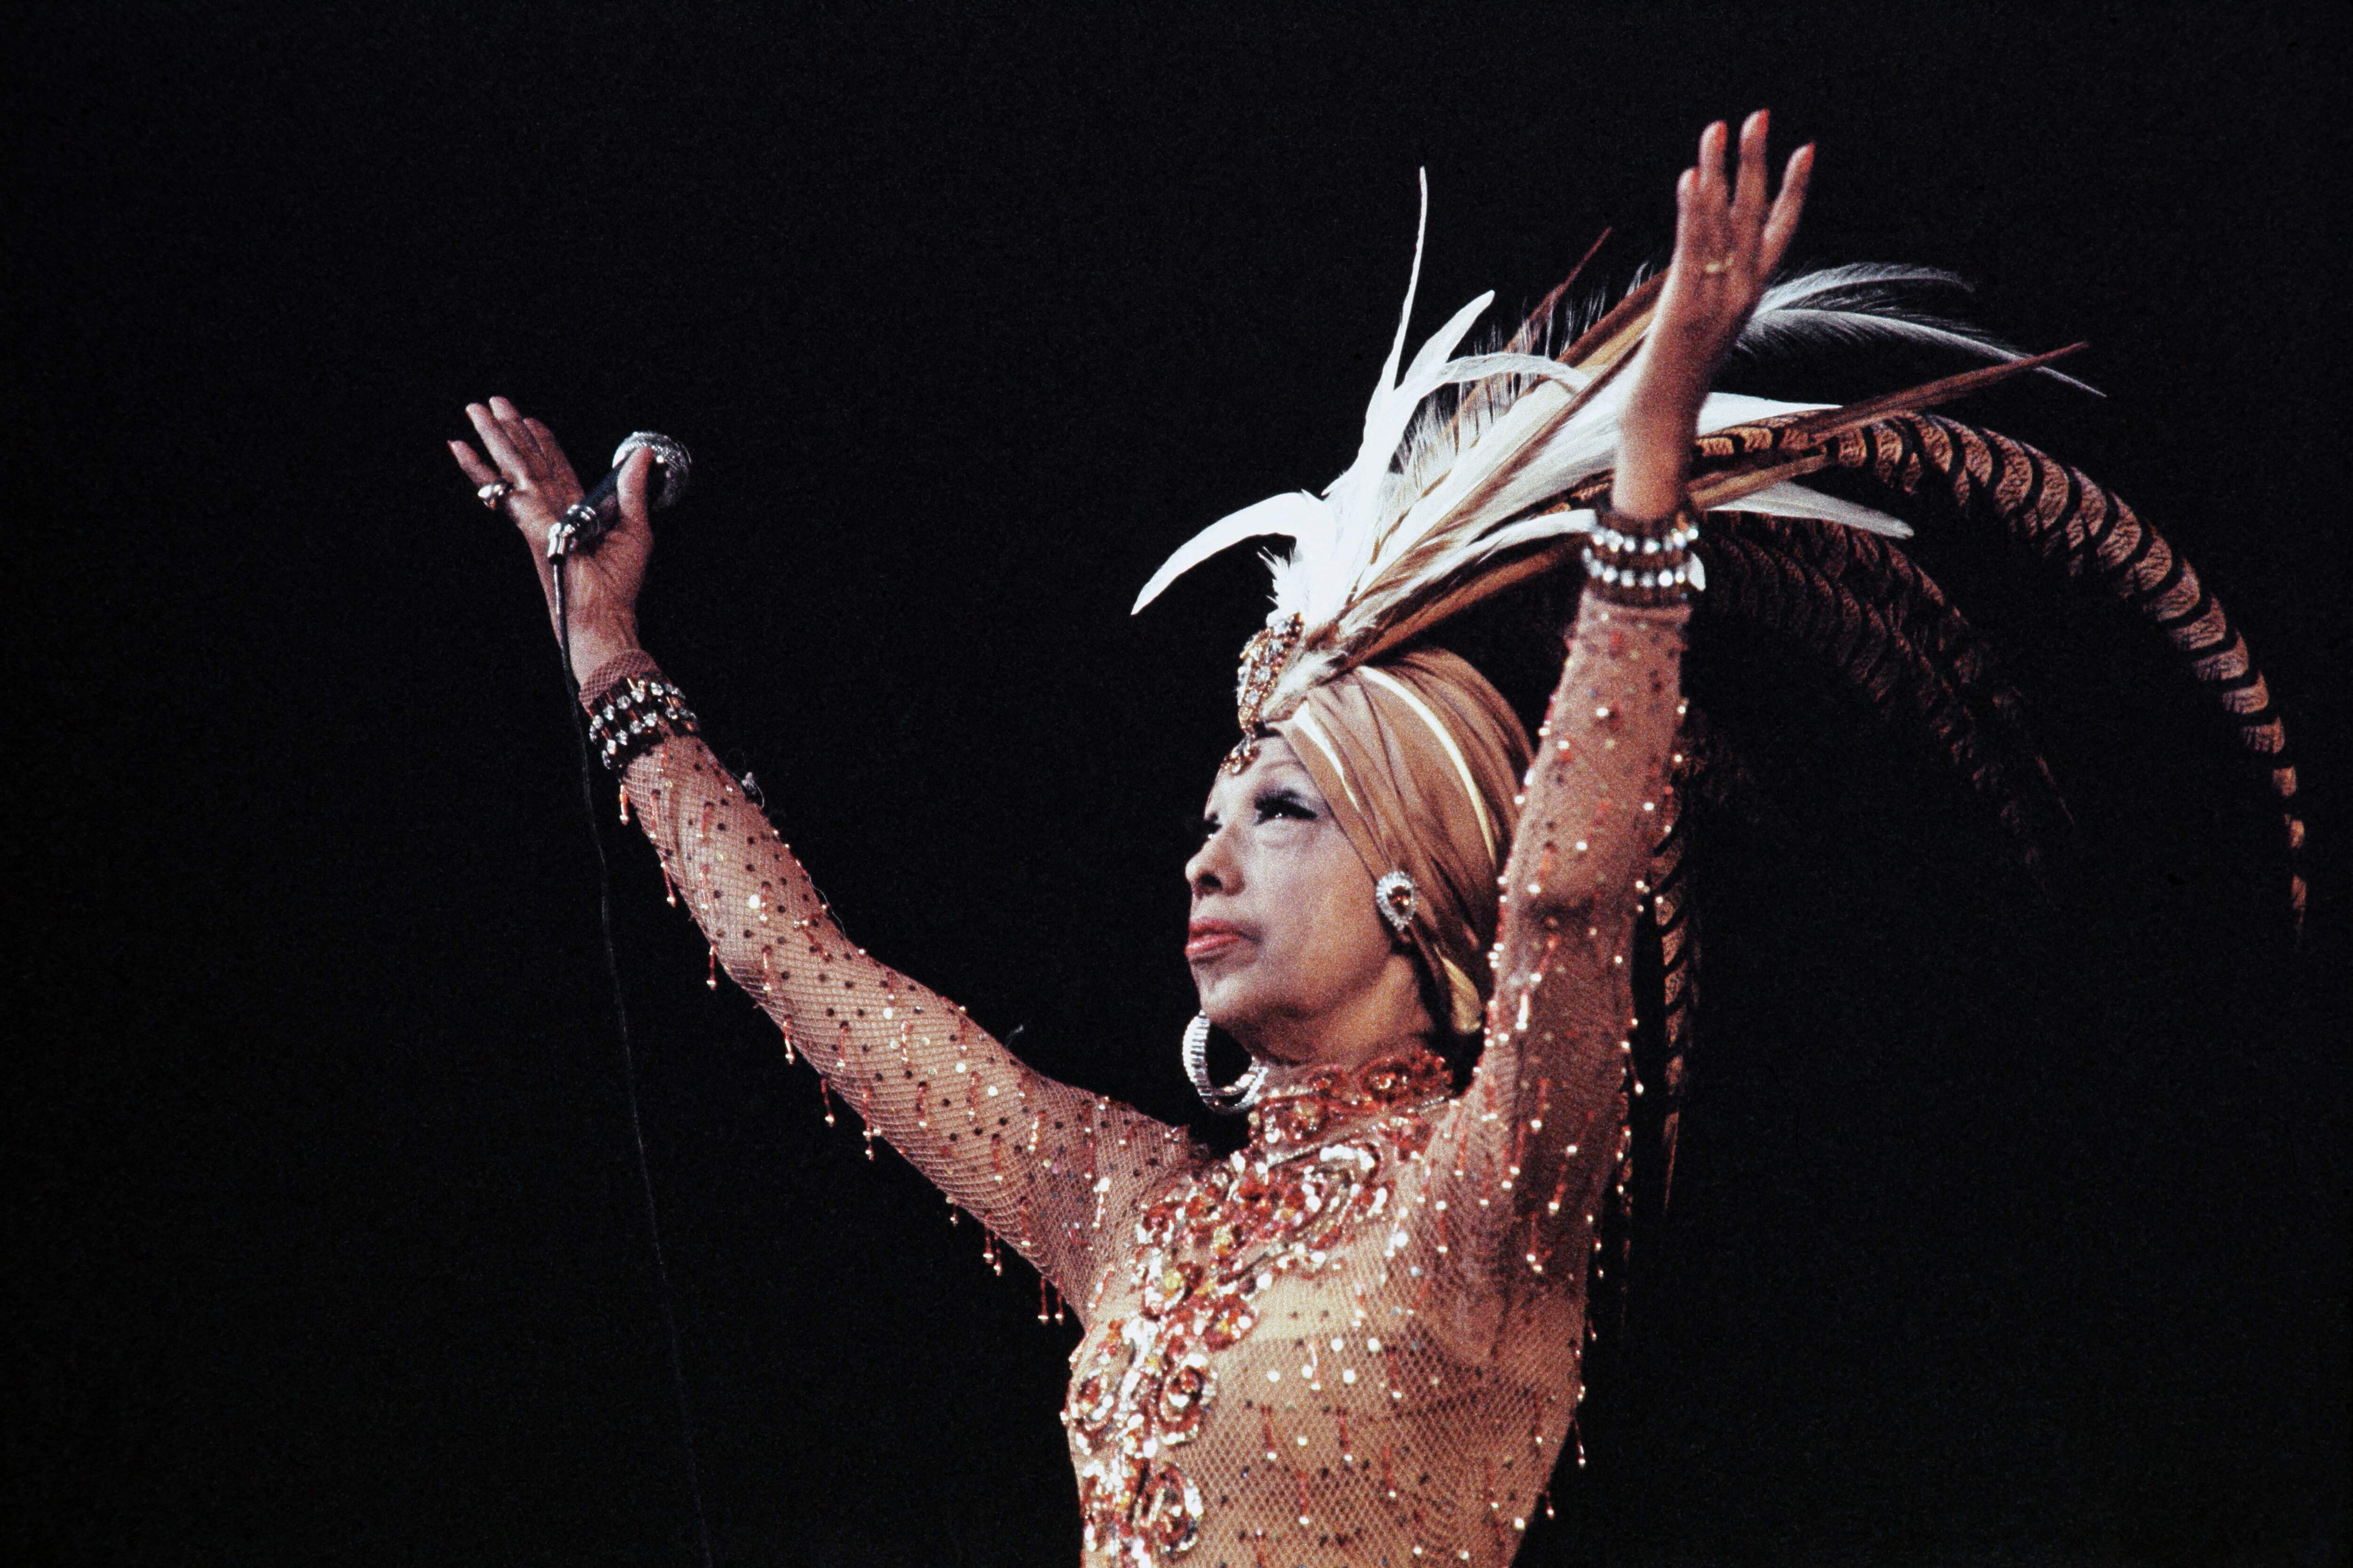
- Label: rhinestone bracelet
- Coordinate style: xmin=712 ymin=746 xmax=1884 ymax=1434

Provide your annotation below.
xmin=586 ymin=674 xmax=700 ymax=772
xmin=1581 ymin=504 xmax=1702 ymax=604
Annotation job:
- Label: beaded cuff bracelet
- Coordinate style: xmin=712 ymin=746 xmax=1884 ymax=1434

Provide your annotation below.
xmin=1581 ymin=504 xmax=1702 ymax=604
xmin=586 ymin=674 xmax=700 ymax=772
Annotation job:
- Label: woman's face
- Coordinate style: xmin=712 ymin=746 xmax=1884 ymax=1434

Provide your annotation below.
xmin=1184 ymin=735 xmax=1420 ymax=1063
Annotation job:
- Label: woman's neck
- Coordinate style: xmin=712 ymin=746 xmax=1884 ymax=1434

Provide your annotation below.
xmin=1251 ymin=1027 xmax=1435 ymax=1100
xmin=1234 ymin=946 xmax=1437 ymax=1093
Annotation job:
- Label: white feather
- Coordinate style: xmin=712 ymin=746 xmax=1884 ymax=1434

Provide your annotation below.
xmin=1697 ymin=391 xmax=1833 ymax=433
xmin=1714 ymin=481 xmax=1912 ymax=537
xmin=1131 ymin=490 xmax=1329 ymax=615
xmin=1740 ymin=263 xmax=2100 ymax=394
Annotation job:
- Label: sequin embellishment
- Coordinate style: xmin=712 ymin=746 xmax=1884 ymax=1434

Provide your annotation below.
xmin=1065 ymin=1049 xmax=1450 ymax=1563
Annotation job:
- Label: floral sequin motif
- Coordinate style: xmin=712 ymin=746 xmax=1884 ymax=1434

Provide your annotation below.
xmin=1065 ymin=1050 xmax=1449 ymax=1563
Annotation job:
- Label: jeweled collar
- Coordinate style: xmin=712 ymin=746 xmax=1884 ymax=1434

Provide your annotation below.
xmin=1246 ymin=1043 xmax=1455 ymax=1155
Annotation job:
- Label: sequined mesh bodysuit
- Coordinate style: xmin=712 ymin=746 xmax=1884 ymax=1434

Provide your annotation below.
xmin=600 ymin=594 xmax=1685 ymax=1566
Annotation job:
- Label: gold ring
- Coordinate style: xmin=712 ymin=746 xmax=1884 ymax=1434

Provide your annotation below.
xmin=478 ymin=480 xmax=514 ymax=510
xmin=1701 ymin=254 xmax=1734 ymax=276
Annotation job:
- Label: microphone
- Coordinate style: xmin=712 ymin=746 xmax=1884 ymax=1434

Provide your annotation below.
xmin=547 ymin=432 xmax=693 ymax=558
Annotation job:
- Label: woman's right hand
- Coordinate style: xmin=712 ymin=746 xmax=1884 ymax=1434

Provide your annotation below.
xmin=1610 ymin=111 xmax=1812 ymax=523
xmin=449 ymin=396 xmax=656 ymax=684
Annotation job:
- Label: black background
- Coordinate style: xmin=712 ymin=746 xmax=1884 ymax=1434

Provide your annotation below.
xmin=11 ymin=5 xmax=2348 ymax=1565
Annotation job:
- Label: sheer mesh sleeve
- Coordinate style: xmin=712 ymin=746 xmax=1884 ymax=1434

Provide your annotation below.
xmin=582 ymin=657 xmax=1197 ymax=1318
xmin=1416 ymin=597 xmax=1688 ymax=1343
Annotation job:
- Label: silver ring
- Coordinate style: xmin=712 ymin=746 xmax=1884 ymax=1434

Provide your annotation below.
xmin=478 ymin=480 xmax=514 ymax=510
xmin=1700 ymin=254 xmax=1734 ymax=276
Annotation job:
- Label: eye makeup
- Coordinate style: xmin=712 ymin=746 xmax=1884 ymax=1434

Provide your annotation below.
xmin=1253 ymin=786 xmax=1317 ymax=822
xmin=1199 ymin=784 xmax=1319 ymax=842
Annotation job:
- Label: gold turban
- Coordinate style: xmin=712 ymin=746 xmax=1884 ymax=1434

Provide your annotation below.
xmin=1268 ymin=647 xmax=1531 ymax=1037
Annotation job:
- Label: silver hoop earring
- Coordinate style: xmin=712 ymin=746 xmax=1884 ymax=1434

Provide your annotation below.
xmin=1182 ymin=1013 xmax=1266 ymax=1114
xmin=1374 ymin=870 xmax=1420 ymax=937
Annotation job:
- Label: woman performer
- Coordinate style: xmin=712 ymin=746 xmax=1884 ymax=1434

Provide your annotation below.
xmin=450 ymin=111 xmax=2300 ymax=1568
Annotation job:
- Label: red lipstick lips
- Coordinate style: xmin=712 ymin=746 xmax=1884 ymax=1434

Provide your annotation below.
xmin=1185 ymin=919 xmax=1249 ymax=962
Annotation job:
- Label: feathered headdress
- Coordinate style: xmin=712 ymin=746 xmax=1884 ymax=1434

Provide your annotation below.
xmin=1136 ymin=174 xmax=2303 ymax=1207
xmin=1133 ymin=173 xmax=2081 ymax=741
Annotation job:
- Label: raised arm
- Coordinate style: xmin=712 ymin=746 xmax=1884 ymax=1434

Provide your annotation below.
xmin=1423 ymin=596 xmax=1685 ymax=1317
xmin=450 ymin=406 xmax=1193 ymax=1318
xmin=1422 ymin=112 xmax=1809 ymax=1313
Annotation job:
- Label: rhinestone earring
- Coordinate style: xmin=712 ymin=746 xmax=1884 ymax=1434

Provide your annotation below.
xmin=1182 ymin=1012 xmax=1267 ymax=1114
xmin=1374 ymin=870 xmax=1420 ymax=937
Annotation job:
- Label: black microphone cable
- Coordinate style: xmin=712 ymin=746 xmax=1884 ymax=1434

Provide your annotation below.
xmin=550 ymin=520 xmax=718 ymax=1568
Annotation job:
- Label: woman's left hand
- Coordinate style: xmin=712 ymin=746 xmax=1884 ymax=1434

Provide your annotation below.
xmin=1611 ymin=110 xmax=1812 ymax=522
